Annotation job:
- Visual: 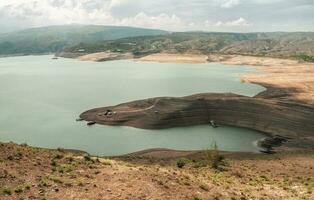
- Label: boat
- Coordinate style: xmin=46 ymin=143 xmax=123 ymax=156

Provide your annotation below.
xmin=209 ymin=120 xmax=218 ymax=128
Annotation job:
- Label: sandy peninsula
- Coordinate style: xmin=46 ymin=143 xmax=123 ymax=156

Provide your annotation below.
xmin=207 ymin=54 xmax=314 ymax=104
xmin=78 ymin=52 xmax=133 ymax=62
xmin=137 ymin=53 xmax=209 ymax=64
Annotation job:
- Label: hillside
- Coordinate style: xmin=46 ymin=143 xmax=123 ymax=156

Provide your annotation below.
xmin=1 ymin=142 xmax=313 ymax=200
xmin=0 ymin=25 xmax=167 ymax=56
xmin=62 ymin=32 xmax=314 ymax=61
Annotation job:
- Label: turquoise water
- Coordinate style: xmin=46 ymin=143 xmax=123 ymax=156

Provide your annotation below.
xmin=0 ymin=55 xmax=266 ymax=156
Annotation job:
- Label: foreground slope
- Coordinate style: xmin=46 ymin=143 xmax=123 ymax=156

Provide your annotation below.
xmin=1 ymin=142 xmax=313 ymax=200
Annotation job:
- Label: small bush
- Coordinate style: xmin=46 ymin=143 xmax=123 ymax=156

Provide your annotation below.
xmin=57 ymin=164 xmax=74 ymax=173
xmin=295 ymin=53 xmax=314 ymax=62
xmin=24 ymin=184 xmax=31 ymax=190
xmin=14 ymin=187 xmax=23 ymax=194
xmin=54 ymin=154 xmax=64 ymax=160
xmin=176 ymin=158 xmax=191 ymax=168
xmin=51 ymin=160 xmax=57 ymax=166
xmin=2 ymin=187 xmax=12 ymax=195
xmin=205 ymin=142 xmax=225 ymax=170
xmin=48 ymin=176 xmax=63 ymax=184
xmin=200 ymin=183 xmax=209 ymax=191
xmin=194 ymin=196 xmax=201 ymax=200
xmin=84 ymin=155 xmax=92 ymax=162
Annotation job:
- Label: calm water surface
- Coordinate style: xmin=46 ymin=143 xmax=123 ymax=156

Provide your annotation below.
xmin=0 ymin=55 xmax=266 ymax=156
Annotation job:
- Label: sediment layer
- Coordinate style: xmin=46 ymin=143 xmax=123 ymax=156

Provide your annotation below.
xmin=80 ymin=92 xmax=314 ymax=140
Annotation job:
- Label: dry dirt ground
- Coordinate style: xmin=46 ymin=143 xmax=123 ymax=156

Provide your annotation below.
xmin=137 ymin=53 xmax=209 ymax=64
xmin=1 ymin=142 xmax=313 ymax=200
xmin=78 ymin=52 xmax=133 ymax=62
xmin=209 ymin=54 xmax=314 ymax=104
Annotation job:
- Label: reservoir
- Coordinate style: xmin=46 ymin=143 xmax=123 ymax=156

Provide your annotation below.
xmin=0 ymin=55 xmax=266 ymax=156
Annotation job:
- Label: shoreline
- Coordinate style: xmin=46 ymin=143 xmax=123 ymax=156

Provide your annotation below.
xmin=77 ymin=53 xmax=314 ymax=153
xmin=1 ymin=53 xmax=313 ymax=155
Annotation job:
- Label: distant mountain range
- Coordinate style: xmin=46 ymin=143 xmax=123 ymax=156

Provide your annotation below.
xmin=0 ymin=25 xmax=167 ymax=56
xmin=0 ymin=25 xmax=313 ymax=61
xmin=63 ymin=32 xmax=314 ymax=61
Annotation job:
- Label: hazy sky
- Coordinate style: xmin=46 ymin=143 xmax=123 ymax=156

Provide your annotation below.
xmin=0 ymin=0 xmax=313 ymax=32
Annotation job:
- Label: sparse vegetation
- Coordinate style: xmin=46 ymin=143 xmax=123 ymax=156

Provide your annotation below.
xmin=295 ymin=53 xmax=314 ymax=62
xmin=1 ymin=142 xmax=313 ymax=199
xmin=176 ymin=157 xmax=191 ymax=168
xmin=48 ymin=175 xmax=64 ymax=184
xmin=199 ymin=183 xmax=209 ymax=191
xmin=0 ymin=25 xmax=167 ymax=56
xmin=1 ymin=187 xmax=12 ymax=195
xmin=14 ymin=187 xmax=23 ymax=194
xmin=205 ymin=142 xmax=225 ymax=170
xmin=63 ymin=32 xmax=314 ymax=60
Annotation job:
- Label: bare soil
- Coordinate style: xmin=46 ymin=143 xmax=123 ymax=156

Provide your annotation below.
xmin=138 ymin=53 xmax=209 ymax=64
xmin=207 ymin=54 xmax=314 ymax=104
xmin=1 ymin=142 xmax=313 ymax=200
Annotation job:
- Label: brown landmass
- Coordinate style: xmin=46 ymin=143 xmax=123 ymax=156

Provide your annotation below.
xmin=78 ymin=52 xmax=134 ymax=62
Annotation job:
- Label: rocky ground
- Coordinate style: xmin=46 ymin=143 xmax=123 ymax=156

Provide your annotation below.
xmin=1 ymin=142 xmax=314 ymax=200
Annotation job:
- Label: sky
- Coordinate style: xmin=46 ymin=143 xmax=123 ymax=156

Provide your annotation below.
xmin=0 ymin=0 xmax=313 ymax=33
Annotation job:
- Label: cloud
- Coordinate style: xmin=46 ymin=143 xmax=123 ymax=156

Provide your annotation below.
xmin=251 ymin=0 xmax=284 ymax=4
xmin=109 ymin=0 xmax=134 ymax=8
xmin=220 ymin=0 xmax=240 ymax=8
xmin=225 ymin=17 xmax=250 ymax=26
xmin=0 ymin=0 xmax=313 ymax=32
xmin=207 ymin=17 xmax=250 ymax=27
xmin=118 ymin=12 xmax=185 ymax=30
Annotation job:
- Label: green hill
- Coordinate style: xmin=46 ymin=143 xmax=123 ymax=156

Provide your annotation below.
xmin=0 ymin=25 xmax=167 ymax=55
xmin=63 ymin=32 xmax=314 ymax=60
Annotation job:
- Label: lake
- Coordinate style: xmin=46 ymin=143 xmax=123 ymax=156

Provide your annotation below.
xmin=0 ymin=55 xmax=266 ymax=156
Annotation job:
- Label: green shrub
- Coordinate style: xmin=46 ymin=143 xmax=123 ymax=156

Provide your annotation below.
xmin=48 ymin=176 xmax=63 ymax=184
xmin=176 ymin=157 xmax=191 ymax=168
xmin=205 ymin=142 xmax=225 ymax=170
xmin=14 ymin=187 xmax=23 ymax=194
xmin=84 ymin=155 xmax=92 ymax=162
xmin=1 ymin=187 xmax=12 ymax=195
xmin=199 ymin=183 xmax=209 ymax=191
xmin=50 ymin=160 xmax=57 ymax=166
xmin=24 ymin=184 xmax=31 ymax=190
xmin=54 ymin=154 xmax=64 ymax=159
xmin=295 ymin=54 xmax=314 ymax=62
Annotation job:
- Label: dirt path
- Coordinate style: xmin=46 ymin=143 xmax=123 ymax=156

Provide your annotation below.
xmin=115 ymin=99 xmax=160 ymax=113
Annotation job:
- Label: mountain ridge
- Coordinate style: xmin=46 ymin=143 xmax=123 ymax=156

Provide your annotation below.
xmin=0 ymin=25 xmax=168 ymax=56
